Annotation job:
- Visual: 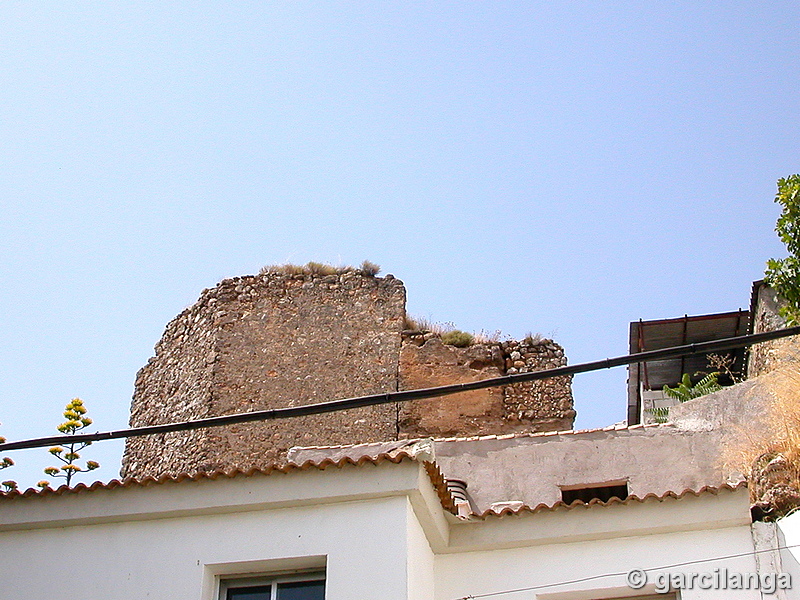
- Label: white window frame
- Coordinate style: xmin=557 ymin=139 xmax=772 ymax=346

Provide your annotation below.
xmin=219 ymin=571 xmax=325 ymax=600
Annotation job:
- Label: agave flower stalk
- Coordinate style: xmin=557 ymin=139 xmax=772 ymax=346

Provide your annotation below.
xmin=0 ymin=424 xmax=16 ymax=492
xmin=39 ymin=398 xmax=100 ymax=488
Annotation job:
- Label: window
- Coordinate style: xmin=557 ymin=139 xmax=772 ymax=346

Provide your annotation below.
xmin=560 ymin=481 xmax=629 ymax=504
xmin=220 ymin=574 xmax=325 ymax=600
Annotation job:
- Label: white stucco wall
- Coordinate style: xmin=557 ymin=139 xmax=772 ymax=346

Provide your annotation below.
xmin=778 ymin=511 xmax=800 ymax=583
xmin=0 ymin=495 xmax=414 ymax=600
xmin=407 ymin=499 xmax=435 ymax=600
xmin=0 ymin=461 xmax=763 ymax=600
xmin=0 ymin=462 xmax=444 ymax=600
xmin=435 ymin=524 xmax=760 ymax=600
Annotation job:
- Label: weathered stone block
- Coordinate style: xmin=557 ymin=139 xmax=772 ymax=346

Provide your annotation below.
xmin=398 ymin=339 xmax=506 ymax=437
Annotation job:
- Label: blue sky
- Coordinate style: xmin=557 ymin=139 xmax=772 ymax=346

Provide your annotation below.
xmin=0 ymin=2 xmax=797 ymax=489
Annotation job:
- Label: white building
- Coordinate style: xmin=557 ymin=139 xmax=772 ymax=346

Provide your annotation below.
xmin=1 ymin=426 xmax=796 ymax=600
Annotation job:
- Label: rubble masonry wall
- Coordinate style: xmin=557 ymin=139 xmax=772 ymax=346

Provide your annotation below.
xmin=121 ymin=271 xmax=574 ymax=479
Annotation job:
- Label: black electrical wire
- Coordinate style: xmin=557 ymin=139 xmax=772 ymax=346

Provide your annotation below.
xmin=1 ymin=326 xmax=798 ymax=453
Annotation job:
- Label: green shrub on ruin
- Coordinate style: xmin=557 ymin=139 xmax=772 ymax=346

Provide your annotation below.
xmin=440 ymin=330 xmax=474 ymax=348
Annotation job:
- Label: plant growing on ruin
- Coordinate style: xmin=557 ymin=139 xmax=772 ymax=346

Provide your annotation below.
xmin=261 ymin=263 xmax=307 ymax=276
xmin=706 ymin=352 xmax=742 ymax=384
xmin=304 ymin=261 xmax=338 ymax=276
xmin=663 ymin=372 xmax=723 ymax=402
xmin=652 ymin=372 xmax=724 ymax=423
xmin=765 ymin=174 xmax=800 ymax=325
xmin=38 ymin=398 xmax=99 ymax=488
xmin=722 ymin=364 xmax=800 ymax=517
xmin=522 ymin=332 xmax=544 ymax=346
xmin=0 ymin=422 xmax=16 ymax=492
xmin=473 ymin=329 xmax=503 ymax=344
xmin=440 ymin=330 xmax=474 ymax=348
xmin=404 ymin=314 xmax=447 ymax=334
xmin=260 ymin=261 xmax=381 ymax=277
xmin=403 ymin=316 xmax=484 ymax=347
xmin=360 ymin=260 xmax=380 ymax=276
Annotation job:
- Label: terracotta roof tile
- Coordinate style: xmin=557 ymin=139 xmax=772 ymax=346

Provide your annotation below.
xmin=0 ymin=449 xmax=458 ymax=515
xmin=432 ymin=422 xmax=671 ymax=443
xmin=0 ymin=436 xmax=743 ymax=521
xmin=475 ymin=481 xmax=748 ymax=518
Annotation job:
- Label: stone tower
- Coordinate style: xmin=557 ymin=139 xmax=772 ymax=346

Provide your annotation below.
xmin=121 ymin=269 xmax=574 ymax=479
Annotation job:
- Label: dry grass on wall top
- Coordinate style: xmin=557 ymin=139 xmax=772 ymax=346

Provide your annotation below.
xmin=403 ymin=314 xmax=545 ymax=349
xmin=523 ymin=331 xmax=544 ymax=345
xmin=259 ymin=260 xmax=381 ymax=277
xmin=722 ymin=365 xmax=800 ymax=515
xmin=403 ymin=314 xmax=445 ymax=335
xmin=402 ymin=315 xmax=476 ymax=348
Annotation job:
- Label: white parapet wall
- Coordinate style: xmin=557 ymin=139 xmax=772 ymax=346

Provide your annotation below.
xmin=778 ymin=510 xmax=800 ymax=582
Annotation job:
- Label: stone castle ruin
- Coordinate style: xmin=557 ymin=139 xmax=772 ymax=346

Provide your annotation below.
xmin=121 ymin=269 xmax=574 ymax=479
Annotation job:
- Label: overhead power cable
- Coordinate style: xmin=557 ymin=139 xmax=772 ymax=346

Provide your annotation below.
xmin=452 ymin=542 xmax=800 ymax=599
xmin=1 ymin=326 xmax=799 ymax=453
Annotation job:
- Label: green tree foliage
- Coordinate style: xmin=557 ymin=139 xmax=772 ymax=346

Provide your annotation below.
xmin=0 ymin=422 xmax=17 ymax=492
xmin=652 ymin=372 xmax=724 ymax=423
xmin=766 ymin=174 xmax=800 ymax=325
xmin=38 ymin=398 xmax=99 ymax=488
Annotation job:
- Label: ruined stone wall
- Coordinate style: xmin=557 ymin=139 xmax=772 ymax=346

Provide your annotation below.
xmin=122 ymin=291 xmax=219 ymax=478
xmin=122 ymin=270 xmax=575 ymax=479
xmin=500 ymin=338 xmax=575 ymax=431
xmin=748 ymin=284 xmax=800 ymax=378
xmin=398 ymin=336 xmax=506 ymax=437
xmin=122 ymin=270 xmax=406 ymax=478
xmin=206 ymin=272 xmax=405 ymax=470
xmin=398 ymin=334 xmax=573 ymax=437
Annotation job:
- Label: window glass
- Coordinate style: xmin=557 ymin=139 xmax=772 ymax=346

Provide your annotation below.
xmin=227 ymin=585 xmax=271 ymax=600
xmin=277 ymin=580 xmax=325 ymax=600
